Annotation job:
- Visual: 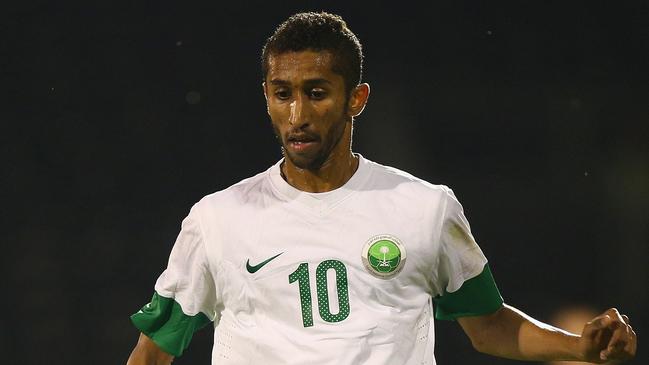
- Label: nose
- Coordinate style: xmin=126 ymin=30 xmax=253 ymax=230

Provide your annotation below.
xmin=289 ymin=93 xmax=310 ymax=129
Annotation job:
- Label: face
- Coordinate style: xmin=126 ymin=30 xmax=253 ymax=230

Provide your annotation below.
xmin=264 ymin=51 xmax=359 ymax=170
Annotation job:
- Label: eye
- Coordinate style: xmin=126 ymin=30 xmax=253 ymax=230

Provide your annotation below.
xmin=309 ymin=88 xmax=327 ymax=100
xmin=274 ymin=89 xmax=290 ymax=100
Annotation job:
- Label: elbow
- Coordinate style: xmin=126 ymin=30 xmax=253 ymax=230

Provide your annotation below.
xmin=458 ymin=306 xmax=511 ymax=356
xmin=463 ymin=315 xmax=503 ymax=355
xmin=459 ymin=319 xmax=492 ymax=354
xmin=469 ymin=335 xmax=491 ymax=354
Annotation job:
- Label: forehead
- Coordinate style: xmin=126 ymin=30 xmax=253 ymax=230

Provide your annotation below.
xmin=266 ymin=50 xmax=341 ymax=84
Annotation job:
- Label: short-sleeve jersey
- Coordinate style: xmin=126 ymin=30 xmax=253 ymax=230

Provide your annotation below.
xmin=131 ymin=155 xmax=503 ymax=365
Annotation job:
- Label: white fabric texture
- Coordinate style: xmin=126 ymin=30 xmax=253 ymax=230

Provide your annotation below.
xmin=153 ymin=155 xmax=489 ymax=365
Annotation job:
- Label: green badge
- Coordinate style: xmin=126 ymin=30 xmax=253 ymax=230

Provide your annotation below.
xmin=361 ymin=234 xmax=407 ymax=279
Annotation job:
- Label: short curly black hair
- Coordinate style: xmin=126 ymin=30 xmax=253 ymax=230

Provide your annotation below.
xmin=261 ymin=12 xmax=363 ymax=94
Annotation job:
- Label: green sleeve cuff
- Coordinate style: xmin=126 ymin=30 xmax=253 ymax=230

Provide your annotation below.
xmin=130 ymin=292 xmax=212 ymax=357
xmin=434 ymin=265 xmax=503 ymax=321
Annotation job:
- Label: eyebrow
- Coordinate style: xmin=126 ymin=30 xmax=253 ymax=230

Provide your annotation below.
xmin=269 ymin=78 xmax=333 ymax=86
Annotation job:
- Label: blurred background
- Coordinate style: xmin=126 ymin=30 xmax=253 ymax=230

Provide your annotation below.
xmin=3 ymin=1 xmax=648 ymax=364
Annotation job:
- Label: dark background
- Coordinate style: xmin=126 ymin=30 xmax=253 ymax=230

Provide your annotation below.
xmin=4 ymin=1 xmax=648 ymax=364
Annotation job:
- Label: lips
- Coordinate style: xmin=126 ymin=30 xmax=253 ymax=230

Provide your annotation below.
xmin=287 ymin=133 xmax=319 ymax=153
xmin=287 ymin=133 xmax=317 ymax=143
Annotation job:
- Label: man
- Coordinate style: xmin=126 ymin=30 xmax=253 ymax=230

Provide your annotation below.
xmin=126 ymin=12 xmax=637 ymax=365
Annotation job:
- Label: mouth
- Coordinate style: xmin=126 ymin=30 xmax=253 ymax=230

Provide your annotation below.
xmin=287 ymin=134 xmax=319 ymax=153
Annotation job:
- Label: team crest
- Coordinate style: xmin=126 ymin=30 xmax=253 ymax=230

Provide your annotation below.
xmin=361 ymin=234 xmax=407 ymax=279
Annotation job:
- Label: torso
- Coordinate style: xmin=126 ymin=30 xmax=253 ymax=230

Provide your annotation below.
xmin=193 ymin=156 xmax=459 ymax=365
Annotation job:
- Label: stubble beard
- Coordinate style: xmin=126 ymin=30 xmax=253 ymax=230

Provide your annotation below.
xmin=272 ymin=116 xmax=349 ymax=171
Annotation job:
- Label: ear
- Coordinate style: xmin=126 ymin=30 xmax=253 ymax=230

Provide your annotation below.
xmin=262 ymin=82 xmax=270 ymax=115
xmin=347 ymin=83 xmax=370 ymax=118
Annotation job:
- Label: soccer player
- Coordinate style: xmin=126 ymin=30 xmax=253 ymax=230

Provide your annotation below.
xmin=126 ymin=12 xmax=637 ymax=365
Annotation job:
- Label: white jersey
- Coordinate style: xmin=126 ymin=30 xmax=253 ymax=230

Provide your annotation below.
xmin=131 ymin=155 xmax=503 ymax=364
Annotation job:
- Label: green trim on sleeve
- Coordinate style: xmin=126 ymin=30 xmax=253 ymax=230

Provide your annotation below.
xmin=433 ymin=265 xmax=503 ymax=321
xmin=130 ymin=292 xmax=212 ymax=357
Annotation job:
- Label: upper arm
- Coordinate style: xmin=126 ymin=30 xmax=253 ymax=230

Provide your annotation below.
xmin=432 ymin=188 xmax=504 ymax=320
xmin=130 ymin=206 xmax=217 ymax=357
xmin=456 ymin=304 xmax=526 ymax=353
xmin=457 ymin=306 xmax=505 ymax=344
xmin=126 ymin=333 xmax=175 ymax=365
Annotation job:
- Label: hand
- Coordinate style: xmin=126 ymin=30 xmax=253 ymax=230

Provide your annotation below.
xmin=578 ymin=308 xmax=637 ymax=363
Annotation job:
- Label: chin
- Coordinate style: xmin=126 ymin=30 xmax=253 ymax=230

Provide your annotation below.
xmin=285 ymin=151 xmax=326 ymax=170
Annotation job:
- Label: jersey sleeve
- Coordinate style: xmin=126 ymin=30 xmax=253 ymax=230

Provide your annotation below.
xmin=130 ymin=206 xmax=217 ymax=357
xmin=432 ymin=188 xmax=503 ymax=320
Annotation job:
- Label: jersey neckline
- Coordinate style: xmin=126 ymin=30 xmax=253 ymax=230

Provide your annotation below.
xmin=267 ymin=153 xmax=372 ymax=210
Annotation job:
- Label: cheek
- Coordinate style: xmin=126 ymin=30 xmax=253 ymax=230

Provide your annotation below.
xmin=319 ymin=107 xmax=331 ymax=117
xmin=268 ymin=107 xmax=287 ymax=126
xmin=267 ymin=113 xmax=284 ymax=139
xmin=321 ymin=100 xmax=346 ymax=123
xmin=316 ymin=100 xmax=343 ymax=120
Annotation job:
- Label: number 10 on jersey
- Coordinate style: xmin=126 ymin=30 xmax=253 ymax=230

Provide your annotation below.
xmin=288 ymin=260 xmax=350 ymax=327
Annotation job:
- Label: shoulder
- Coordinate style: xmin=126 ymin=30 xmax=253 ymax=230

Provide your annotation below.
xmin=191 ymin=166 xmax=275 ymax=216
xmin=363 ymin=157 xmax=453 ymax=199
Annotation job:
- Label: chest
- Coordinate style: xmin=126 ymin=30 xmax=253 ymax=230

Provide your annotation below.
xmin=205 ymin=193 xmax=442 ymax=323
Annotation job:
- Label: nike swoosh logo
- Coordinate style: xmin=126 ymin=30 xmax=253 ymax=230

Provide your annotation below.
xmin=246 ymin=252 xmax=283 ymax=273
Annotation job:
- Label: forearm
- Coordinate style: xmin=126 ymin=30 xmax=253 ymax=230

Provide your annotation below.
xmin=126 ymin=333 xmax=175 ymax=365
xmin=460 ymin=304 xmax=582 ymax=361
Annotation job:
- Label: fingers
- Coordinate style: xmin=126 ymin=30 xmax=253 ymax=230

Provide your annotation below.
xmin=621 ymin=314 xmax=629 ymax=324
xmin=598 ymin=308 xmax=637 ymax=361
xmin=626 ymin=326 xmax=637 ymax=357
xmin=606 ymin=308 xmax=624 ymax=321
xmin=620 ymin=312 xmax=636 ymax=356
xmin=582 ymin=314 xmax=611 ymax=339
xmin=600 ymin=321 xmax=628 ymax=360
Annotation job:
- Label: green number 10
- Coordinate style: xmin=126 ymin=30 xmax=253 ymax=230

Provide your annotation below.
xmin=288 ymin=260 xmax=350 ymax=327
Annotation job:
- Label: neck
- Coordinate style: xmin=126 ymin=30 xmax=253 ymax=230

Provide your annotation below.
xmin=281 ymin=124 xmax=358 ymax=193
